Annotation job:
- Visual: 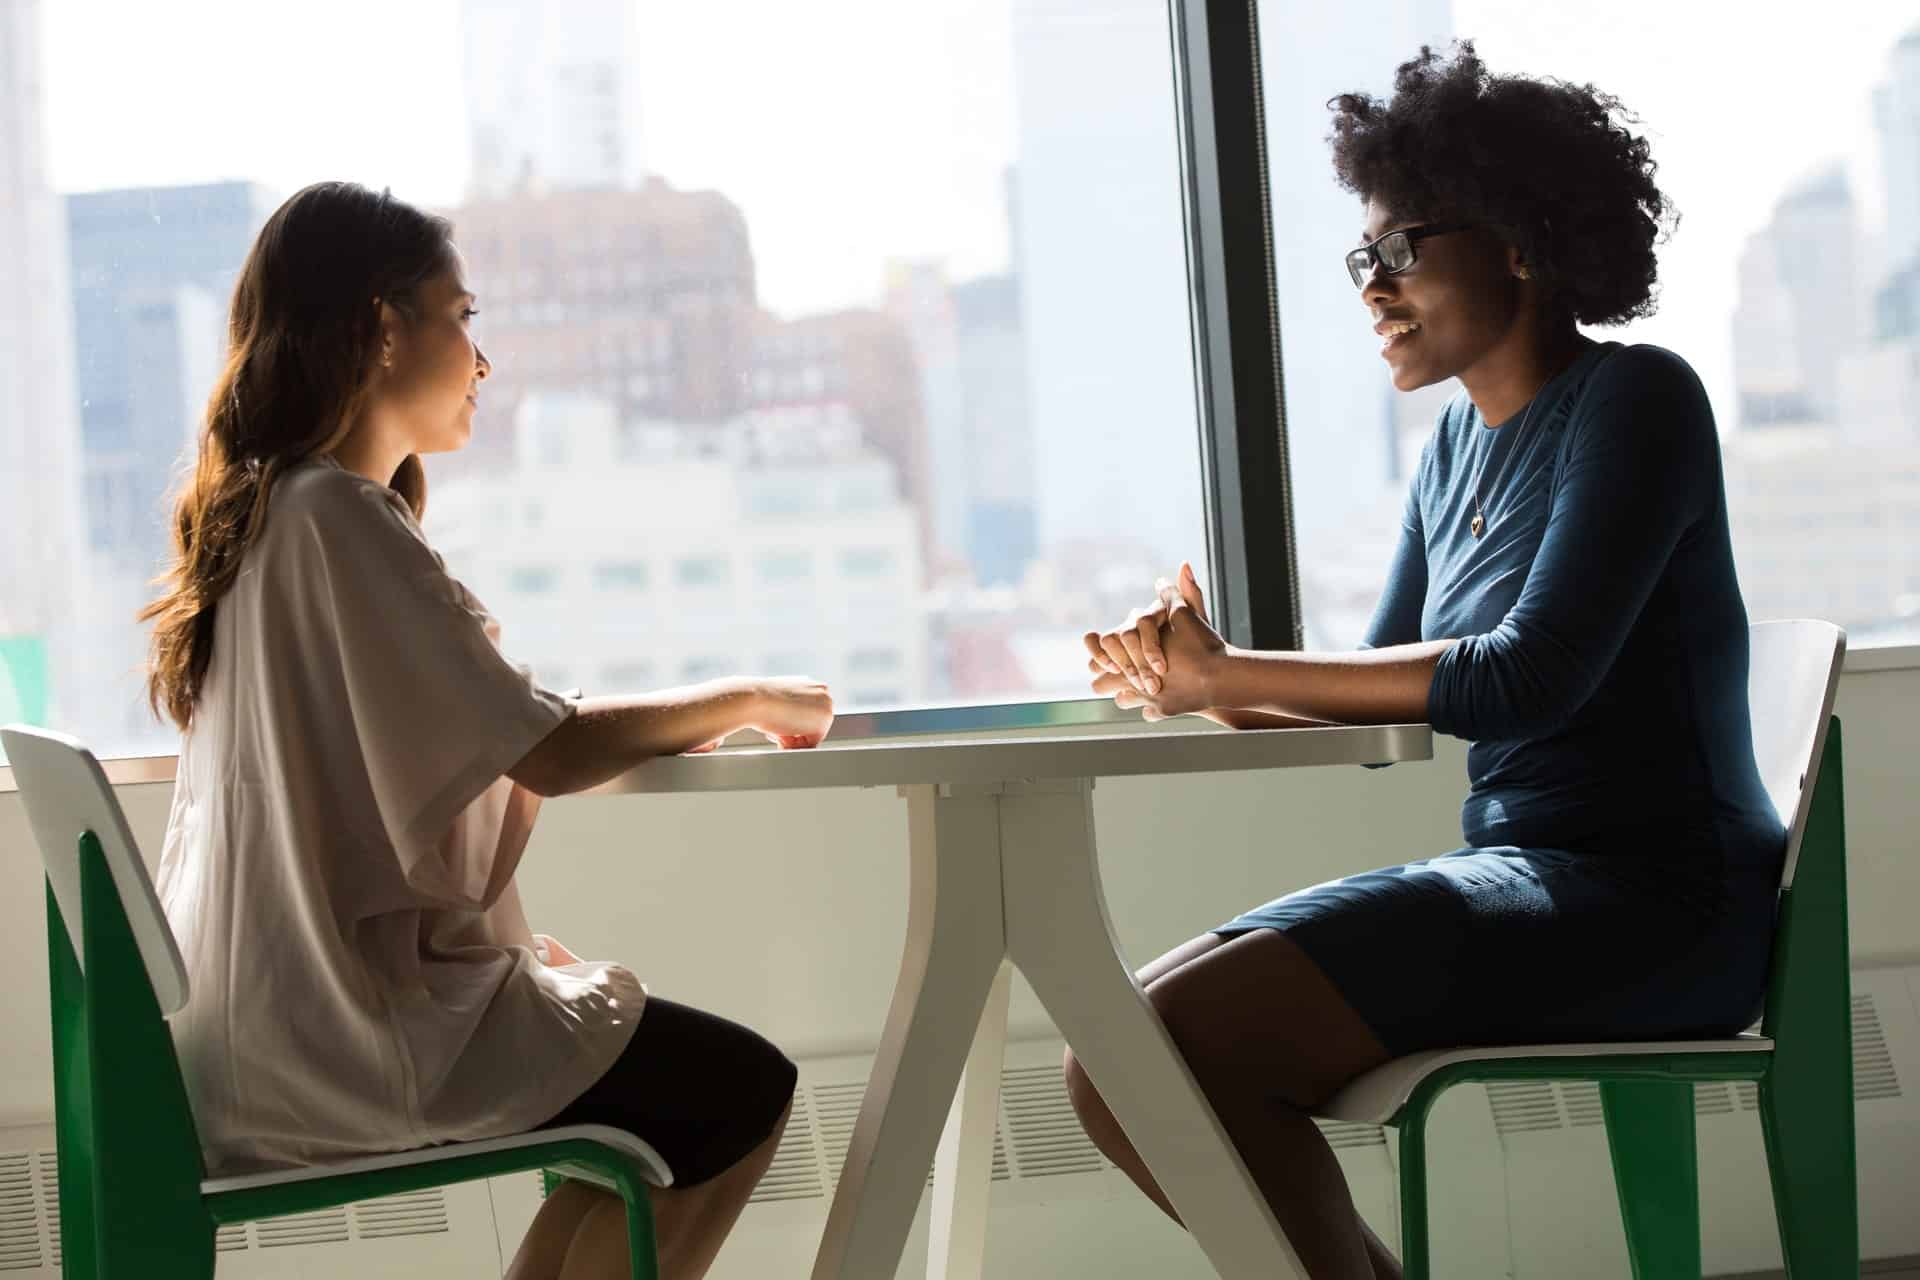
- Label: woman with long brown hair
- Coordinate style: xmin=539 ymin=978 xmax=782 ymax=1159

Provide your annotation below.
xmin=145 ymin=180 xmax=829 ymax=1279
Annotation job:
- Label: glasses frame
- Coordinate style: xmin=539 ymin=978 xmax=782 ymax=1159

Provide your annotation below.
xmin=1345 ymin=221 xmax=1476 ymax=289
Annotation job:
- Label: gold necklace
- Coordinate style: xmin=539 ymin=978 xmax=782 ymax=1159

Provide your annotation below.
xmin=1469 ymin=392 xmax=1538 ymax=540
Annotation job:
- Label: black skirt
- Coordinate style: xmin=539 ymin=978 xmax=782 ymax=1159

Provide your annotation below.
xmin=536 ymin=996 xmax=798 ymax=1188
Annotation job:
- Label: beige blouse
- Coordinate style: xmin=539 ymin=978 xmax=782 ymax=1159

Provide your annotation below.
xmin=156 ymin=455 xmax=644 ymax=1175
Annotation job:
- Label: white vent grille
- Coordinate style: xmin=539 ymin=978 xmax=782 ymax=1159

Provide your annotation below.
xmin=1483 ymin=993 xmax=1904 ymax=1136
xmin=215 ymin=1222 xmax=249 ymax=1252
xmin=1854 ymin=993 xmax=1902 ymax=1101
xmin=751 ymin=1091 xmax=827 ymax=1204
xmin=352 ymin=1189 xmax=448 ymax=1239
xmin=1560 ymin=1082 xmax=1606 ymax=1128
xmin=34 ymin=1153 xmax=57 ymax=1270
xmin=254 ymin=1206 xmax=350 ymax=1248
xmin=812 ymin=1080 xmax=868 ymax=1193
xmin=921 ymin=1113 xmax=1013 ymax=1189
xmin=920 ymin=1121 xmax=1011 ymax=1189
xmin=1488 ymin=1081 xmax=1563 ymax=1135
xmin=1001 ymin=1065 xmax=1106 ymax=1178
xmin=787 ymin=1077 xmax=1014 ymax=1201
xmin=1314 ymin=1119 xmax=1389 ymax=1151
xmin=0 ymin=1153 xmax=39 ymax=1274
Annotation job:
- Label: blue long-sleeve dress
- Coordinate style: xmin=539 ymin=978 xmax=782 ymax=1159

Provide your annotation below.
xmin=1214 ymin=341 xmax=1787 ymax=1055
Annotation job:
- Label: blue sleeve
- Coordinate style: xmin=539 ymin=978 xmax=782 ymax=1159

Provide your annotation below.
xmin=1426 ymin=347 xmax=1714 ymax=742
xmin=1359 ymin=457 xmax=1427 ymax=765
xmin=1360 ymin=473 xmax=1427 ymax=652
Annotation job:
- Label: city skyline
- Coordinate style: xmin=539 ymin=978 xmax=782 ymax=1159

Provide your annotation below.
xmin=7 ymin=0 xmax=1920 ymax=760
xmin=37 ymin=1 xmax=1919 ymax=425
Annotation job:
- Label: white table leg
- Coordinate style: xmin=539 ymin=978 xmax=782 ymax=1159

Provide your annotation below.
xmin=997 ymin=780 xmax=1308 ymax=1280
xmin=928 ymin=958 xmax=1012 ymax=1280
xmin=811 ymin=785 xmax=1010 ymax=1280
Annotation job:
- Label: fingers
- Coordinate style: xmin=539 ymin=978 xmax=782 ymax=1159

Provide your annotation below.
xmin=1134 ymin=611 xmax=1167 ymax=681
xmin=1098 ymin=629 xmax=1136 ymax=690
xmin=1117 ymin=627 xmax=1159 ymax=695
xmin=1089 ymin=670 xmax=1149 ymax=711
xmin=1179 ymin=561 xmax=1209 ymax=620
xmin=762 ymin=731 xmax=822 ymax=749
xmin=1083 ymin=630 xmax=1118 ymax=675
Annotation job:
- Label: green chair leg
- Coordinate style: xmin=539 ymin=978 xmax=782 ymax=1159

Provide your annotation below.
xmin=540 ymin=1169 xmax=659 ymax=1280
xmin=617 ymin=1170 xmax=660 ymax=1279
xmin=1758 ymin=719 xmax=1857 ymax=1277
xmin=1395 ymin=1092 xmax=1435 ymax=1280
xmin=1758 ymin=1069 xmax=1856 ymax=1280
xmin=1601 ymin=1080 xmax=1700 ymax=1279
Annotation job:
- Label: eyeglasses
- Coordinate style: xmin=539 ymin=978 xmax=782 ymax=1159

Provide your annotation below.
xmin=1344 ymin=222 xmax=1475 ymax=289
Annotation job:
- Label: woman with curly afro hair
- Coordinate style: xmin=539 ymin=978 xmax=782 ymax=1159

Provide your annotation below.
xmin=1072 ymin=42 xmax=1783 ymax=1277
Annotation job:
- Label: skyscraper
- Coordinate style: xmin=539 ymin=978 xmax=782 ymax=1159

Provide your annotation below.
xmin=1873 ymin=28 xmax=1920 ymax=275
xmin=461 ymin=0 xmax=646 ymax=199
xmin=951 ymin=271 xmax=1036 ymax=585
xmin=882 ymin=258 xmax=971 ymax=564
xmin=0 ymin=0 xmax=85 ymax=736
xmin=449 ymin=179 xmax=760 ymax=477
xmin=1733 ymin=227 xmax=1813 ymax=426
xmin=65 ymin=182 xmax=277 ymax=569
xmin=1261 ymin=1 xmax=1453 ymax=536
xmin=1007 ymin=0 xmax=1205 ymax=567
xmin=1734 ymin=168 xmax=1861 ymax=426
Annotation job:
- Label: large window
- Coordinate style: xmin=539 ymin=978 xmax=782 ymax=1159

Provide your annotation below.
xmin=1259 ymin=1 xmax=1920 ymax=650
xmin=12 ymin=0 xmax=1906 ymax=769
xmin=2 ymin=0 xmax=1215 ymax=759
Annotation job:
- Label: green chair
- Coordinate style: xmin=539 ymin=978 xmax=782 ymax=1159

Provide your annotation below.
xmin=1317 ymin=619 xmax=1854 ymax=1278
xmin=1 ymin=723 xmax=667 ymax=1279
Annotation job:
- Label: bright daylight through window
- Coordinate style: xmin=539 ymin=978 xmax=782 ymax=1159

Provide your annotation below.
xmin=0 ymin=0 xmax=1208 ymax=761
xmin=4 ymin=0 xmax=1916 ymax=764
xmin=1261 ymin=0 xmax=1920 ymax=650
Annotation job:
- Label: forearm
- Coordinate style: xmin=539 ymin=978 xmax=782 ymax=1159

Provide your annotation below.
xmin=1196 ymin=707 xmax=1337 ymax=731
xmin=1205 ymin=639 xmax=1457 ymax=725
xmin=510 ymin=679 xmax=763 ymax=796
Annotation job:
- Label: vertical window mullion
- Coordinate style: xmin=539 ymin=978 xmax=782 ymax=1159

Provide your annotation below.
xmin=1170 ymin=0 xmax=1303 ymax=651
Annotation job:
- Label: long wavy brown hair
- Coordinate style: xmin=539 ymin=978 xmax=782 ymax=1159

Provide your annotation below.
xmin=142 ymin=181 xmax=455 ymax=730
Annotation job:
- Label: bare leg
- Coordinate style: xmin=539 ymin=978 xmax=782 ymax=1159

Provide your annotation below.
xmin=552 ymin=1097 xmax=795 ymax=1280
xmin=506 ymin=1180 xmax=608 ymax=1280
xmin=1063 ymin=931 xmax=1402 ymax=1280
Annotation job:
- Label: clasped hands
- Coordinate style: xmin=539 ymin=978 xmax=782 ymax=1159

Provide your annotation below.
xmin=1082 ymin=561 xmax=1228 ymax=721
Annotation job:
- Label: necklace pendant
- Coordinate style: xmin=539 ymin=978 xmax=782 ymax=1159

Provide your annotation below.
xmin=1470 ymin=512 xmax=1485 ymax=539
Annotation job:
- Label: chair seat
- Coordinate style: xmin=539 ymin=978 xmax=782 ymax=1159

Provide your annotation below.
xmin=199 ymin=1123 xmax=673 ymax=1196
xmin=1318 ymin=1033 xmax=1774 ymax=1125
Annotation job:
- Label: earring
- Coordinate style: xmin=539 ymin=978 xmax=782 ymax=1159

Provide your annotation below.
xmin=1515 ymin=265 xmax=1533 ymax=281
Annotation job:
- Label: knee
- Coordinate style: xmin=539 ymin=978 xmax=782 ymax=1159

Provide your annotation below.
xmin=1142 ymin=980 xmax=1246 ymax=1105
xmin=1062 ymin=1047 xmax=1118 ymax=1140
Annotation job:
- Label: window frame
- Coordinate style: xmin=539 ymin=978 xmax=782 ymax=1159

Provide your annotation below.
xmin=1171 ymin=0 xmax=1305 ymax=653
xmin=1 ymin=0 xmax=1298 ymax=774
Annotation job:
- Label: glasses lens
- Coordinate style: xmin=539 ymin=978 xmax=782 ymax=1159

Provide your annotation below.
xmin=1378 ymin=231 xmax=1415 ymax=273
xmin=1345 ymin=248 xmax=1371 ymax=288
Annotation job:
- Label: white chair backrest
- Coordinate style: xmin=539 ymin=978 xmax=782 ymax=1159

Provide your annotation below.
xmin=1745 ymin=620 xmax=1847 ymax=890
xmin=2 ymin=724 xmax=190 ymax=1015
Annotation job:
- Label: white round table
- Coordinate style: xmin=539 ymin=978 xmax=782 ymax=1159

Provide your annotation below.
xmin=593 ymin=721 xmax=1433 ymax=1279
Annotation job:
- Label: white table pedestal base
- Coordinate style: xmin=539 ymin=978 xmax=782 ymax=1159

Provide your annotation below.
xmin=809 ymin=779 xmax=1307 ymax=1280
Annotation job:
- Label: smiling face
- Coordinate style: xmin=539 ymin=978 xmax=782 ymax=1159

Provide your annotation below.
xmin=376 ymin=247 xmax=491 ymax=456
xmin=1358 ymin=198 xmax=1527 ymax=393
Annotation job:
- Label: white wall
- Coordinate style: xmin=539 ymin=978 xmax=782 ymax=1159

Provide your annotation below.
xmin=2 ymin=652 xmax=1916 ymax=1275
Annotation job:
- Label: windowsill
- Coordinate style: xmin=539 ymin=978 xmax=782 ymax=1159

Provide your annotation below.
xmin=6 ymin=640 xmax=1918 ymax=793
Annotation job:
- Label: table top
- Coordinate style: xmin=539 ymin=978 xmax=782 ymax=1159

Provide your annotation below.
xmin=588 ymin=722 xmax=1433 ymax=796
